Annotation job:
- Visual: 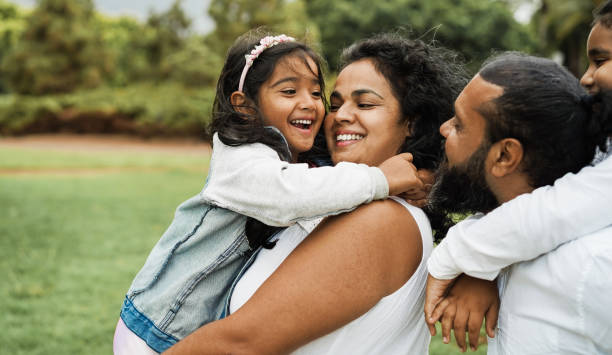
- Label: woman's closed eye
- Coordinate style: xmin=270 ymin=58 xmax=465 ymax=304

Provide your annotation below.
xmin=281 ymin=89 xmax=297 ymax=95
xmin=357 ymin=102 xmax=376 ymax=109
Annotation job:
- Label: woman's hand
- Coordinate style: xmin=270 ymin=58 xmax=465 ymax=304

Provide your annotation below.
xmin=427 ymin=274 xmax=499 ymax=352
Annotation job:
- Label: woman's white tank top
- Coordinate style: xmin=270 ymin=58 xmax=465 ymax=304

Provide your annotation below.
xmin=230 ymin=196 xmax=433 ymax=354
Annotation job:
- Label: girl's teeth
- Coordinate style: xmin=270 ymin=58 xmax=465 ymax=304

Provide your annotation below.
xmin=336 ymin=134 xmax=364 ymax=141
xmin=292 ymin=120 xmax=312 ymax=125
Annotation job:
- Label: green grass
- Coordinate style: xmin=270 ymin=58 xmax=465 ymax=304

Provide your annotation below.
xmin=0 ymin=144 xmax=485 ymax=355
xmin=0 ymin=147 xmax=208 ymax=355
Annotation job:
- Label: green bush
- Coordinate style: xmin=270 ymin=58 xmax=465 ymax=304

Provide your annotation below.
xmin=0 ymin=83 xmax=215 ymax=137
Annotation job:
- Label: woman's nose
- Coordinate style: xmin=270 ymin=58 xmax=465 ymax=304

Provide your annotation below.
xmin=334 ymin=103 xmax=355 ymax=123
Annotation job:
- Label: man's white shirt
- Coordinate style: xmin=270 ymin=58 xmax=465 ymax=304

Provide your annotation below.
xmin=488 ymin=224 xmax=612 ymax=354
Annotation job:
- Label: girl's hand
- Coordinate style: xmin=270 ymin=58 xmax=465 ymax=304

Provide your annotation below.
xmin=378 ymin=153 xmax=424 ymax=196
xmin=428 ymin=275 xmax=499 ymax=352
xmin=424 ymin=273 xmax=455 ymax=335
xmin=399 ymin=169 xmax=433 ymax=207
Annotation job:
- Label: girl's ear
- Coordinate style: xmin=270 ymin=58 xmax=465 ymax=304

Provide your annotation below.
xmin=489 ymin=138 xmax=523 ymax=178
xmin=230 ymin=91 xmax=254 ymax=116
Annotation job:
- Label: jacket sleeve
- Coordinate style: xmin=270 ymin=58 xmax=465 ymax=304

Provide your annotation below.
xmin=428 ymin=153 xmax=612 ymax=281
xmin=200 ymin=134 xmax=388 ymax=227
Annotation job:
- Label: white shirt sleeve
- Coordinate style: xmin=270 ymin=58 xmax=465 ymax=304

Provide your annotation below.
xmin=428 ymin=154 xmax=612 ymax=280
xmin=201 ymin=134 xmax=388 ymax=227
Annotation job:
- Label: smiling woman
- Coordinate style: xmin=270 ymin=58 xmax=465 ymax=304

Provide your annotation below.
xmin=327 ymin=59 xmax=409 ymax=166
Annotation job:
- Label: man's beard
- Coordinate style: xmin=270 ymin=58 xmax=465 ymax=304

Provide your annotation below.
xmin=428 ymin=143 xmax=499 ymax=215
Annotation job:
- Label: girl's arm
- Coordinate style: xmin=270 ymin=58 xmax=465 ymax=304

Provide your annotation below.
xmin=163 ymin=199 xmax=423 ymax=354
xmin=428 ymin=154 xmax=612 ymax=281
xmin=202 ymin=134 xmax=421 ymax=227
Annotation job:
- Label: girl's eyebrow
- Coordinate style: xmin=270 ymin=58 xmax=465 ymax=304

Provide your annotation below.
xmin=270 ymin=76 xmax=320 ymax=88
xmin=270 ymin=77 xmax=298 ymax=87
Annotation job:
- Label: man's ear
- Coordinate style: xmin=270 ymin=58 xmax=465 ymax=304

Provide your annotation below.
xmin=488 ymin=138 xmax=523 ymax=178
xmin=230 ymin=91 xmax=254 ymax=116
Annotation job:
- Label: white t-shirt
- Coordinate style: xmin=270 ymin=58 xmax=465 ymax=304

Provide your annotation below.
xmin=229 ymin=197 xmax=433 ymax=354
xmin=487 ymin=223 xmax=612 ymax=354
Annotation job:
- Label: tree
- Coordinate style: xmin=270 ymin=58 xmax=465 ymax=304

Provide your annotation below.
xmin=0 ymin=0 xmax=27 ymax=93
xmin=143 ymin=0 xmax=192 ymax=79
xmin=96 ymin=14 xmax=149 ymax=86
xmin=164 ymin=36 xmax=224 ymax=87
xmin=305 ymin=0 xmax=538 ymax=72
xmin=530 ymin=0 xmax=603 ymax=76
xmin=1 ymin=0 xmax=109 ymax=95
xmin=205 ymin=0 xmax=319 ymax=58
xmin=97 ymin=1 xmax=196 ymax=85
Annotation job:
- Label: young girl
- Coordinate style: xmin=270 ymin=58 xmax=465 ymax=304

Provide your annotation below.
xmin=113 ymin=31 xmax=424 ymax=354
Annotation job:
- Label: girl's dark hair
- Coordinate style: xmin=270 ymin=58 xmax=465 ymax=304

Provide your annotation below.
xmin=335 ymin=33 xmax=468 ymax=241
xmin=479 ymin=52 xmax=612 ymax=188
xmin=209 ymin=29 xmax=327 ymax=250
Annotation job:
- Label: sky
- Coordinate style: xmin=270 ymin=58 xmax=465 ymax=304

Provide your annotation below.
xmin=5 ymin=0 xmax=215 ymax=34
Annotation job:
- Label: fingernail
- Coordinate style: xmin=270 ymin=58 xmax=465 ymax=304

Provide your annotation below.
xmin=471 ymin=346 xmax=476 ymax=351
xmin=443 ymin=336 xmax=448 ymax=343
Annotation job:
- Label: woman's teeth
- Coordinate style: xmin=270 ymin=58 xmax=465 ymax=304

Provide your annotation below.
xmin=336 ymin=134 xmax=364 ymax=141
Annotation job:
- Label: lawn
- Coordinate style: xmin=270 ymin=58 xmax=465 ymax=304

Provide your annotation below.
xmin=0 ymin=141 xmax=486 ymax=355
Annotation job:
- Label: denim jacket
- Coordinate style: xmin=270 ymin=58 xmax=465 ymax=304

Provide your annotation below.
xmin=119 ymin=133 xmax=389 ymax=353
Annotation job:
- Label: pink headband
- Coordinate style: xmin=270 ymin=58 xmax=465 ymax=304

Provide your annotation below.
xmin=238 ymin=34 xmax=296 ymax=92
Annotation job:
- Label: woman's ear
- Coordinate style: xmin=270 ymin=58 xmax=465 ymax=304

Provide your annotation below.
xmin=230 ymin=91 xmax=254 ymax=116
xmin=402 ymin=118 xmax=414 ymax=138
xmin=489 ymin=138 xmax=523 ymax=178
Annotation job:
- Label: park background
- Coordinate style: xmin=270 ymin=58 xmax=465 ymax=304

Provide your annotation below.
xmin=0 ymin=0 xmax=602 ymax=354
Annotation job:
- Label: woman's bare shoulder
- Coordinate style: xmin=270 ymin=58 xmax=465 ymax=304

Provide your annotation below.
xmin=323 ymin=199 xmax=420 ymax=237
xmin=314 ymin=198 xmax=424 ymax=294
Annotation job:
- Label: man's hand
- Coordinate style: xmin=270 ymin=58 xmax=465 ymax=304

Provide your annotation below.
xmin=427 ymin=275 xmax=499 ymax=352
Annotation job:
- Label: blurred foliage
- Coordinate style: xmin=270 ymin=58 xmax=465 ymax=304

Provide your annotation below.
xmin=0 ymin=0 xmax=603 ymax=136
xmin=306 ymin=0 xmax=539 ymax=72
xmin=530 ymin=0 xmax=603 ymax=76
xmin=0 ymin=1 xmax=27 ymax=93
xmin=1 ymin=0 xmax=108 ymax=95
xmin=0 ymin=83 xmax=215 ymax=137
xmin=205 ymin=0 xmax=320 ymax=56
